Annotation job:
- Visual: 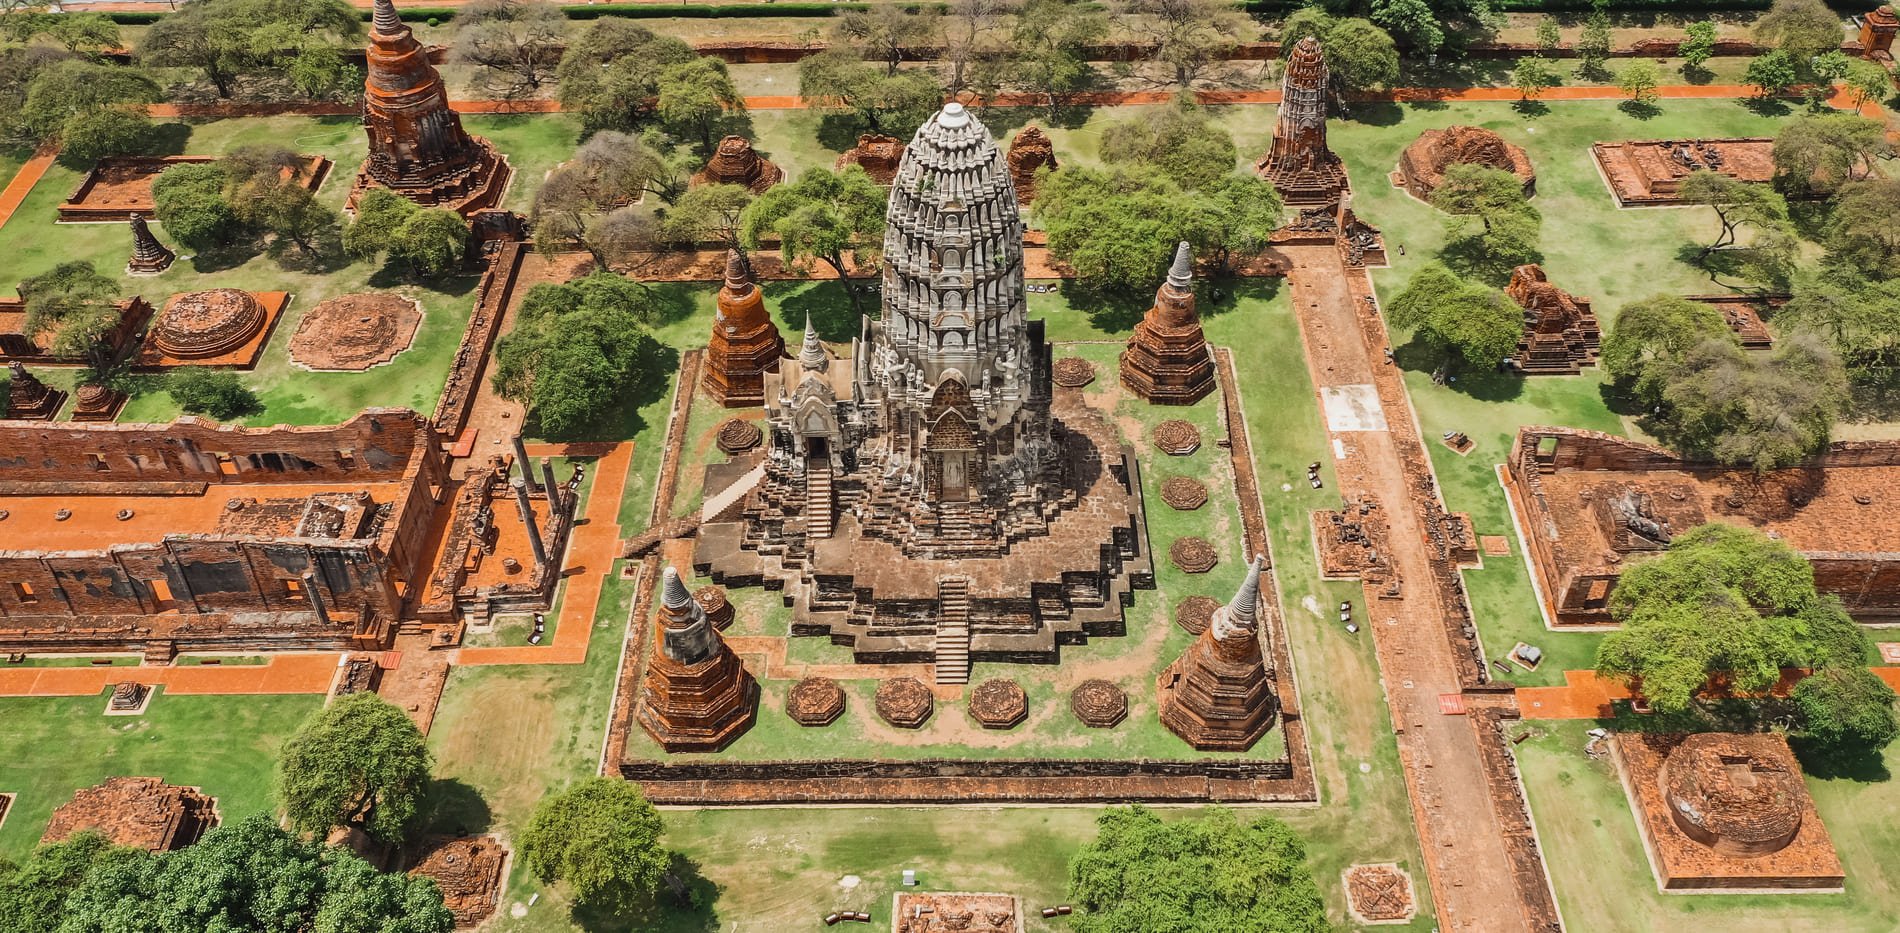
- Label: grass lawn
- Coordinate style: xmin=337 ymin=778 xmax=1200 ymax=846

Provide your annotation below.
xmin=0 ymin=690 xmax=319 ymax=861
xmin=1519 ymin=720 xmax=1900 ymax=933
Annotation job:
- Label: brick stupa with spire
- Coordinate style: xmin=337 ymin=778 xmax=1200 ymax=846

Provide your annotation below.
xmin=636 ymin=566 xmax=758 ymax=752
xmin=1119 ymin=241 xmax=1214 ymax=405
xmin=1157 ymin=555 xmax=1279 ymax=750
xmin=5 ymin=361 xmax=65 ymax=421
xmin=125 ymin=213 xmax=174 ymax=276
xmin=353 ymin=0 xmax=511 ymax=217
xmin=702 ymin=250 xmax=787 ymax=407
xmin=1256 ymin=37 xmax=1350 ymax=207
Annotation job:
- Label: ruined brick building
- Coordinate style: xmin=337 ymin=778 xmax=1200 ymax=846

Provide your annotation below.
xmin=701 ymin=250 xmax=787 ymax=408
xmin=696 ymin=103 xmax=1153 ymax=685
xmin=1120 ymin=241 xmax=1215 ymax=405
xmin=1157 ymin=556 xmax=1278 ymax=750
xmin=1507 ymin=265 xmax=1600 ymax=375
xmin=1258 ymin=37 xmax=1350 ymax=206
xmin=1507 ymin=427 xmax=1900 ymax=625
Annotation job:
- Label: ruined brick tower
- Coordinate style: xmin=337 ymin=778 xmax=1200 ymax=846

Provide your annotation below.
xmin=637 ymin=566 xmax=758 ymax=752
xmin=702 ymin=250 xmax=787 ymax=408
xmin=1507 ymin=264 xmax=1600 ymax=375
xmin=356 ymin=0 xmax=510 ymax=216
xmin=1158 ymin=556 xmax=1278 ymax=751
xmin=1119 ymin=241 xmax=1215 ymax=405
xmin=1257 ymin=37 xmax=1349 ymax=206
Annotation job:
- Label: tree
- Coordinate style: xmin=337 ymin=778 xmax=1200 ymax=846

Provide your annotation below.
xmin=18 ymin=261 xmax=126 ymax=380
xmin=1370 ymin=0 xmax=1445 ymax=57
xmin=277 ymin=692 xmax=432 ymax=846
xmin=225 ymin=145 xmax=336 ymax=256
xmin=14 ymin=59 xmax=159 ymax=145
xmin=1807 ymin=49 xmax=1853 ymax=108
xmin=492 ymin=274 xmax=666 ymax=437
xmin=532 ymin=130 xmax=671 ymax=259
xmin=1791 ymin=666 xmax=1899 ymax=760
xmin=1844 ymin=58 xmax=1892 ymax=110
xmin=554 ymin=19 xmax=697 ymax=135
xmin=1387 ymin=262 xmax=1522 ymax=369
xmin=797 ymin=50 xmax=945 ymax=136
xmin=1599 ymin=295 xmax=1736 ymax=408
xmin=1648 ymin=334 xmax=1847 ymax=469
xmin=1824 ymin=179 xmax=1900 ymax=279
xmin=1679 ymin=169 xmax=1793 ymax=258
xmin=1035 ymin=167 xmax=1193 ymax=295
xmin=940 ymin=0 xmax=1015 ymax=96
xmin=835 ymin=5 xmax=942 ymax=78
xmin=454 ymin=0 xmax=565 ymax=100
xmin=657 ymin=56 xmax=745 ymax=153
xmin=1773 ymin=112 xmax=1891 ymax=195
xmin=1513 ymin=56 xmax=1557 ymax=105
xmin=54 ymin=814 xmax=453 ymax=933
xmin=16 ymin=11 xmax=120 ymax=55
xmin=1596 ymin=523 xmax=1865 ymax=713
xmin=1430 ymin=163 xmax=1541 ymax=271
xmin=1001 ymin=0 xmax=1108 ymax=112
xmin=740 ymin=166 xmax=888 ymax=316
xmin=1755 ymin=0 xmax=1845 ymax=63
xmin=1617 ymin=61 xmax=1661 ymax=109
xmin=1100 ymin=106 xmax=1237 ymax=191
xmin=1576 ymin=14 xmax=1613 ymax=80
xmin=1744 ymin=49 xmax=1800 ymax=99
xmin=1068 ymin=806 xmax=1327 ymax=933
xmin=1534 ymin=16 xmax=1561 ymax=53
xmin=661 ymin=182 xmax=754 ymax=252
xmin=388 ymin=210 xmax=470 ymax=278
xmin=153 ymin=163 xmax=241 ymax=250
xmin=583 ymin=207 xmax=663 ymax=272
xmin=344 ymin=188 xmax=419 ymax=263
xmin=1115 ymin=0 xmax=1256 ymax=92
xmin=1281 ymin=11 xmax=1398 ymax=101
xmin=168 ymin=368 xmax=262 ymax=420
xmin=1680 ymin=20 xmax=1718 ymax=75
xmin=1782 ymin=264 xmax=1900 ymax=377
xmin=139 ymin=0 xmax=361 ymax=100
xmin=0 ymin=832 xmax=127 ymax=933
xmin=521 ymin=778 xmax=668 ymax=911
xmin=1178 ymin=173 xmax=1283 ymax=273
xmin=57 ymin=108 xmax=157 ymax=165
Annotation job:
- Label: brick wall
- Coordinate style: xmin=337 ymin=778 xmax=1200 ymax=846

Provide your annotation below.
xmin=0 ymin=409 xmax=429 ymax=485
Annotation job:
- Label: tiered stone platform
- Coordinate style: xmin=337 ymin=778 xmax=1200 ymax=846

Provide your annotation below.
xmin=1592 ymin=138 xmax=1779 ymax=207
xmin=136 ymin=289 xmax=291 ymax=369
xmin=288 ymin=293 xmax=422 ymax=371
xmin=42 ymin=777 xmax=217 ymax=851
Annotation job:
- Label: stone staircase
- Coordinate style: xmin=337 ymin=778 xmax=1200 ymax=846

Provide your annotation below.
xmin=805 ymin=459 xmax=834 ymax=539
xmin=934 ymin=576 xmax=971 ymax=685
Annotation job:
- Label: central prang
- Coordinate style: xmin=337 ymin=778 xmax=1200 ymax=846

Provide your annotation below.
xmin=696 ymin=103 xmax=1153 ymax=683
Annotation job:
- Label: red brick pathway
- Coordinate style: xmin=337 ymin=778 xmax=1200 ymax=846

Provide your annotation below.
xmin=0 ymin=653 xmax=340 ymax=697
xmin=0 ymin=141 xmax=59 ymax=238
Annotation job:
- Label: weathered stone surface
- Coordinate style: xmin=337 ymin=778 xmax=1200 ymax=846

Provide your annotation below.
xmin=406 ymin=836 xmax=506 ymax=927
xmin=42 ymin=777 xmax=217 ymax=851
xmin=787 ymin=675 xmax=846 ymax=726
xmin=1154 ymin=419 xmax=1201 ymax=455
xmin=151 ymin=289 xmax=268 ymax=361
xmin=968 ymin=677 xmax=1027 ymax=729
xmin=693 ymin=584 xmax=735 ymax=630
xmin=1121 ymin=242 xmax=1215 ymax=405
xmin=126 ymin=213 xmax=175 ymax=276
xmin=714 ymin=418 xmax=763 ymax=455
xmin=1158 ymin=557 xmax=1278 ymax=751
xmin=1862 ymin=5 xmax=1899 ymax=61
xmin=70 ymin=383 xmax=127 ymax=422
xmin=1507 ymin=264 xmax=1600 ymax=375
xmin=1256 ymin=37 xmax=1349 ymax=206
xmin=875 ymin=676 xmax=934 ymax=728
xmin=1345 ymin=864 xmax=1416 ymax=924
xmin=356 ymin=0 xmax=510 ymax=216
xmin=1592 ymin=138 xmax=1782 ymax=207
xmin=1175 ymin=595 xmax=1218 ymax=635
xmin=702 ymin=251 xmax=786 ymax=407
xmin=693 ymin=136 xmax=783 ymax=194
xmin=1070 ymin=679 xmax=1126 ymax=728
xmin=637 ymin=567 xmax=758 ymax=751
xmin=4 ymin=361 xmax=64 ymax=420
xmin=1169 ymin=536 xmax=1218 ymax=574
xmin=1006 ymin=125 xmax=1057 ymax=203
xmin=289 ymin=293 xmax=422 ymax=371
xmin=1051 ymin=357 xmax=1095 ymax=388
xmin=834 ymin=133 xmax=905 ymax=185
xmin=1159 ymin=475 xmax=1208 ymax=511
xmin=1397 ymin=126 xmax=1535 ymax=201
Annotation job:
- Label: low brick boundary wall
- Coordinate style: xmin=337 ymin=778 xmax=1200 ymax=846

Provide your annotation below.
xmin=431 ymin=240 xmax=528 ymax=439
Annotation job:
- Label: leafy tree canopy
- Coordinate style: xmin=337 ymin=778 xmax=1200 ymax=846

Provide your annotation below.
xmin=1387 ymin=261 xmax=1522 ymax=369
xmin=1744 ymin=49 xmax=1800 ymax=97
xmin=1791 ymin=666 xmax=1899 ymax=761
xmin=520 ymin=777 xmax=669 ymax=911
xmin=797 ymin=50 xmax=945 ymax=137
xmin=1429 ymin=163 xmax=1541 ymax=273
xmin=15 ymin=59 xmax=159 ymax=144
xmin=0 ymin=832 xmax=123 ymax=933
xmin=387 ymin=209 xmax=471 ymax=278
xmin=554 ymin=19 xmax=697 ymax=135
xmin=661 ymin=182 xmax=754 ymax=251
xmin=1782 ymin=262 xmax=1900 ymax=378
xmin=657 ymin=56 xmax=745 ymax=153
xmin=1279 ymin=9 xmax=1398 ymax=98
xmin=277 ymin=692 xmax=433 ymax=846
xmin=17 ymin=260 xmax=122 ymax=377
xmin=139 ymin=0 xmax=361 ymax=99
xmin=1599 ymin=294 xmax=1736 ymax=408
xmin=1647 ymin=334 xmax=1847 ymax=470
xmin=343 ymin=188 xmax=419 ymax=263
xmin=740 ymin=165 xmax=888 ymax=315
xmin=1099 ymin=106 xmax=1238 ymax=192
xmin=1772 ymin=112 xmax=1891 ymax=196
xmin=1822 ymin=179 xmax=1900 ymax=280
xmin=153 ymin=162 xmax=242 ymax=251
xmin=168 ymin=368 xmax=263 ymax=421
xmin=491 ymin=272 xmax=667 ymax=437
xmin=454 ymin=0 xmax=566 ymax=100
xmin=1754 ymin=0 xmax=1846 ymax=62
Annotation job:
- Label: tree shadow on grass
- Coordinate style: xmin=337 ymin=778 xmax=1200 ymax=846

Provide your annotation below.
xmin=185 ymin=240 xmax=266 ymax=275
xmin=1391 ymin=332 xmax=1527 ymax=403
xmin=416 ymin=778 xmax=493 ymax=836
xmin=1199 ymin=276 xmax=1282 ymax=324
xmin=1792 ymin=738 xmax=1894 ymax=783
xmin=1440 ymin=236 xmax=1540 ymax=287
xmin=1512 ymin=99 xmax=1551 ymax=120
xmin=638 ymin=281 xmax=705 ymax=327
xmin=1346 ymin=101 xmax=1407 ymax=127
xmin=816 ymin=113 xmax=872 ymax=153
xmin=1617 ymin=100 xmax=1663 ymax=121
xmin=1742 ymin=96 xmax=1794 ymax=118
xmin=1057 ymin=279 xmax=1150 ymax=335
xmin=569 ymin=854 xmax=720 ymax=933
xmin=771 ymin=278 xmax=862 ymax=340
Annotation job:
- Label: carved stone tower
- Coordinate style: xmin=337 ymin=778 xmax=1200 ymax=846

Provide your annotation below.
xmin=1158 ymin=556 xmax=1279 ymax=751
xmin=637 ymin=566 xmax=758 ymax=752
xmin=702 ymin=251 xmax=786 ymax=408
xmin=355 ymin=0 xmax=510 ymax=216
xmin=1120 ymin=242 xmax=1215 ymax=405
xmin=1257 ymin=37 xmax=1349 ymax=207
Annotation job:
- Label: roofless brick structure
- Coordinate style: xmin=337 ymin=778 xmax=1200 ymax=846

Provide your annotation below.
xmin=1120 ymin=242 xmax=1214 ymax=405
xmin=1257 ymin=37 xmax=1349 ymax=207
xmin=355 ymin=0 xmax=510 ymax=216
xmin=637 ymin=566 xmax=758 ymax=752
xmin=702 ymin=250 xmax=786 ymax=408
xmin=696 ymin=103 xmax=1153 ymax=684
xmin=42 ymin=777 xmax=217 ymax=852
xmin=1157 ymin=555 xmax=1278 ymax=750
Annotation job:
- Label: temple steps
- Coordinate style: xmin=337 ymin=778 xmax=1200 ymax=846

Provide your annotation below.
xmin=805 ymin=460 xmax=834 ymax=539
xmin=934 ymin=576 xmax=971 ymax=685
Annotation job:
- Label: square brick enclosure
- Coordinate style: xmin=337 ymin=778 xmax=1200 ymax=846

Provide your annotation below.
xmin=1592 ymin=139 xmax=1778 ymax=207
xmin=58 ymin=155 xmax=331 ymax=223
xmin=893 ymin=892 xmax=1022 ymax=933
xmin=1505 ymin=427 xmax=1900 ymax=626
xmin=41 ymin=777 xmax=218 ymax=851
xmin=1613 ymin=733 xmax=1843 ymax=892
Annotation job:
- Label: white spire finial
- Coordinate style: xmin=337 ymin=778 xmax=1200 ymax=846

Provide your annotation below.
xmin=938 ymin=102 xmax=970 ymax=129
xmin=372 ymin=0 xmax=403 ymax=34
xmin=799 ymin=312 xmax=826 ymax=371
xmin=1167 ymin=241 xmax=1193 ymax=290
xmin=661 ymin=566 xmax=692 ymax=610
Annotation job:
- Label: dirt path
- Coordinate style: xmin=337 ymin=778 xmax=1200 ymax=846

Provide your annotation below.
xmin=0 ymin=141 xmax=58 ymax=238
xmin=1279 ymin=243 xmax=1554 ymax=932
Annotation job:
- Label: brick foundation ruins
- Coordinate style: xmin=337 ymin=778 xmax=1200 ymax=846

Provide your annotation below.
xmin=1120 ymin=242 xmax=1215 ymax=405
xmin=405 ymin=835 xmax=507 ymax=927
xmin=701 ymin=250 xmax=787 ymax=407
xmin=1506 ymin=426 xmax=1900 ymax=625
xmin=0 ymin=410 xmax=447 ymax=658
xmin=288 ymin=293 xmax=424 ymax=371
xmin=59 ymin=155 xmax=331 ymax=223
xmin=636 ymin=566 xmax=758 ymax=752
xmin=134 ymin=288 xmax=290 ymax=370
xmin=412 ymin=449 xmax=580 ymax=630
xmin=834 ymin=133 xmax=905 ymax=186
xmin=5 ymin=362 xmax=64 ymax=421
xmin=894 ymin=892 xmax=1022 ymax=933
xmin=693 ymin=135 xmax=783 ymax=194
xmin=42 ymin=777 xmax=217 ymax=851
xmin=1396 ymin=125 xmax=1535 ymax=202
xmin=1613 ymin=732 xmax=1844 ymax=891
xmin=0 ymin=293 xmax=152 ymax=366
xmin=1157 ymin=557 xmax=1278 ymax=750
xmin=1344 ymin=864 xmax=1416 ymax=924
xmin=1592 ymin=138 xmax=1782 ymax=207
xmin=1686 ymin=293 xmax=1778 ymax=349
xmin=354 ymin=0 xmax=511 ymax=217
xmin=1507 ymin=264 xmax=1600 ymax=375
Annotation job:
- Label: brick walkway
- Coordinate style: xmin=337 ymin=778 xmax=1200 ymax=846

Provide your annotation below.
xmin=1519 ymin=667 xmax=1900 ymax=720
xmin=0 ymin=141 xmax=58 ymax=238
xmin=456 ymin=440 xmax=635 ymax=667
xmin=0 ymin=653 xmax=340 ymax=697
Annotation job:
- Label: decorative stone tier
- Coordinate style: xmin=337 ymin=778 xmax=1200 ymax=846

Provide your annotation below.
xmin=1070 ymin=679 xmax=1127 ymax=728
xmin=694 ymin=584 xmax=735 ymax=630
xmin=1051 ymin=357 xmax=1095 ymax=388
xmin=1176 ymin=595 xmax=1218 ymax=634
xmin=1397 ymin=126 xmax=1535 ymax=202
xmin=138 ymin=290 xmax=291 ymax=370
xmin=636 ymin=568 xmax=759 ymax=752
xmin=834 ymin=133 xmax=905 ymax=185
xmin=1170 ymin=536 xmax=1218 ymax=574
xmin=126 ymin=213 xmax=175 ymax=276
xmin=787 ymin=675 xmax=846 ymax=726
xmin=42 ymin=777 xmax=218 ymax=852
xmin=969 ymin=677 xmax=1027 ymax=729
xmin=875 ymin=676 xmax=934 ymax=728
xmin=702 ymin=251 xmax=786 ymax=407
xmin=1507 ymin=265 xmax=1600 ymax=375
xmin=1006 ymin=126 xmax=1058 ymax=203
xmin=69 ymin=383 xmax=128 ymax=423
xmin=1158 ymin=558 xmax=1278 ymax=751
xmin=693 ymin=135 xmax=783 ymax=194
xmin=288 ymin=293 xmax=422 ymax=371
xmin=1121 ymin=243 xmax=1215 ymax=405
xmin=715 ymin=418 xmax=763 ymax=455
xmin=1154 ymin=420 xmax=1201 ymax=455
xmin=0 ymin=295 xmax=153 ymax=366
xmin=5 ymin=362 xmax=64 ymax=421
xmin=1160 ymin=476 xmax=1208 ymax=510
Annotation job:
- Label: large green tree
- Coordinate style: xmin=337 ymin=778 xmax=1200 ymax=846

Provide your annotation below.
xmin=1035 ymin=167 xmax=1187 ymax=295
xmin=14 ymin=59 xmax=160 ymax=153
xmin=740 ymin=166 xmax=888 ymax=317
xmin=153 ymin=162 xmax=242 ymax=250
xmin=1782 ymin=264 xmax=1900 ymax=378
xmin=1791 ymin=666 xmax=1899 ymax=761
xmin=17 ymin=261 xmax=126 ymax=380
xmin=1279 ymin=9 xmax=1399 ymax=100
xmin=1114 ymin=0 xmax=1256 ymax=92
xmin=998 ymin=0 xmax=1108 ymax=112
xmin=1099 ymin=106 xmax=1237 ymax=191
xmin=139 ymin=0 xmax=361 ymax=99
xmin=1772 ymin=112 xmax=1891 ymax=197
xmin=796 ymin=50 xmax=945 ymax=137
xmin=657 ymin=56 xmax=745 ymax=153
xmin=1599 ymin=295 xmax=1736 ymax=409
xmin=1596 ymin=523 xmax=1871 ymax=714
xmin=532 ymin=130 xmax=673 ymax=260
xmin=388 ymin=210 xmax=471 ymax=278
xmin=1649 ymin=335 xmax=1847 ymax=470
xmin=661 ymin=182 xmax=753 ymax=252
xmin=169 ymin=368 xmax=263 ymax=420
xmin=554 ymin=19 xmax=697 ymax=135
xmin=1387 ymin=262 xmax=1522 ymax=370
xmin=1429 ymin=163 xmax=1541 ymax=273
xmin=1068 ymin=805 xmax=1327 ymax=933
xmin=277 ymin=692 xmax=433 ymax=846
xmin=520 ymin=778 xmax=670 ymax=911
xmin=0 ymin=832 xmax=123 ymax=933
xmin=343 ymin=188 xmax=419 ymax=263
xmin=1754 ymin=0 xmax=1845 ymax=63
xmin=1677 ymin=169 xmax=1798 ymax=291
xmin=453 ymin=0 xmax=566 ymax=100
xmin=1823 ymin=179 xmax=1900 ymax=279
xmin=491 ymin=272 xmax=667 ymax=437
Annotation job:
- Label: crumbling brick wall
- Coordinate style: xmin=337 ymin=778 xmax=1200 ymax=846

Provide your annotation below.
xmin=0 ymin=409 xmax=429 ymax=484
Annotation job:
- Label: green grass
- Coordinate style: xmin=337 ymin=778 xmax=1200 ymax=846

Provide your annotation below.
xmin=1519 ymin=721 xmax=1900 ymax=933
xmin=0 ymin=690 xmax=319 ymax=861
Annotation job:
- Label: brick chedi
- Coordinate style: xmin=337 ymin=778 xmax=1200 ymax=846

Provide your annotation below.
xmin=1397 ymin=125 xmax=1535 ymax=202
xmin=1257 ymin=37 xmax=1349 ymax=207
xmin=5 ymin=361 xmax=65 ymax=420
xmin=637 ymin=566 xmax=758 ymax=752
xmin=1120 ymin=241 xmax=1215 ymax=405
xmin=1157 ymin=555 xmax=1278 ymax=751
xmin=834 ymin=133 xmax=906 ymax=186
xmin=1006 ymin=126 xmax=1058 ymax=204
xmin=125 ymin=213 xmax=174 ymax=276
xmin=692 ymin=135 xmax=783 ymax=194
xmin=1507 ymin=264 xmax=1600 ymax=374
xmin=702 ymin=250 xmax=787 ymax=407
xmin=1861 ymin=5 xmax=1899 ymax=61
xmin=356 ymin=0 xmax=510 ymax=216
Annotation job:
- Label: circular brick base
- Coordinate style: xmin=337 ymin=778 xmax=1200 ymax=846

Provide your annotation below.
xmin=1160 ymin=476 xmax=1209 ymax=510
xmin=715 ymin=419 xmax=763 ymax=455
xmin=693 ymin=585 xmax=735 ymax=630
xmin=968 ymin=678 xmax=1028 ymax=729
xmin=1071 ymin=679 xmax=1127 ymax=728
xmin=875 ymin=677 xmax=934 ymax=729
xmin=787 ymin=676 xmax=845 ymax=727
xmin=1170 ymin=537 xmax=1218 ymax=574
xmin=1053 ymin=357 xmax=1096 ymax=388
xmin=1176 ymin=595 xmax=1219 ymax=635
xmin=1154 ymin=420 xmax=1202 ymax=456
